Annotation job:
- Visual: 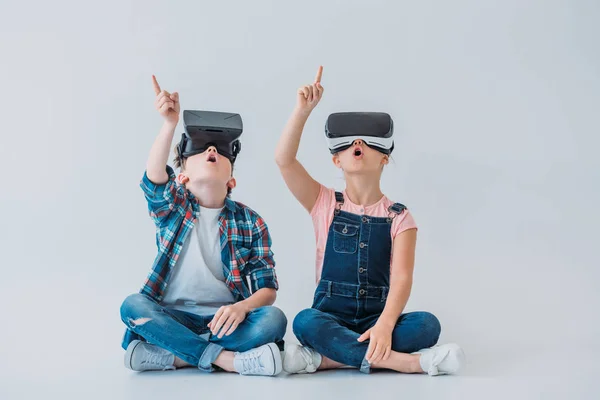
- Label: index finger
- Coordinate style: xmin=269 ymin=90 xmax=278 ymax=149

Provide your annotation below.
xmin=357 ymin=328 xmax=370 ymax=342
xmin=152 ymin=75 xmax=161 ymax=95
xmin=212 ymin=314 xmax=230 ymax=336
xmin=209 ymin=307 xmax=224 ymax=326
xmin=314 ymin=66 xmax=323 ymax=84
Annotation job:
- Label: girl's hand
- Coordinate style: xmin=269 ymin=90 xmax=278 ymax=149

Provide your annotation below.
xmin=152 ymin=75 xmax=180 ymax=125
xmin=357 ymin=320 xmax=395 ymax=365
xmin=295 ymin=66 xmax=324 ymax=115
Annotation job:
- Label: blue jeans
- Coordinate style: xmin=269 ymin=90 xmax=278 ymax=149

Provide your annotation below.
xmin=293 ymin=307 xmax=441 ymax=373
xmin=120 ymin=293 xmax=287 ymax=372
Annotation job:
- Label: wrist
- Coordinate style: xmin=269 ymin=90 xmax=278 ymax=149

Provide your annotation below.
xmin=292 ymin=106 xmax=312 ymax=119
xmin=163 ymin=118 xmax=179 ymax=129
xmin=236 ymin=301 xmax=251 ymax=314
xmin=377 ymin=314 xmax=397 ymax=329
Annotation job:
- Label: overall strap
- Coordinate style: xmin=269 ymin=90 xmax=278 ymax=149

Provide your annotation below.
xmin=386 ymin=203 xmax=407 ymax=222
xmin=334 ymin=191 xmax=344 ymax=215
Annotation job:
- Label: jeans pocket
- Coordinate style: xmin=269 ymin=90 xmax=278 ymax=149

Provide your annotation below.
xmin=332 ymin=222 xmax=359 ymax=254
xmin=311 ymin=291 xmax=328 ymax=310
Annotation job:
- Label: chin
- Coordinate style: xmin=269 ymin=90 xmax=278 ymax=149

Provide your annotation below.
xmin=187 ymin=175 xmax=222 ymax=185
xmin=344 ymin=165 xmax=380 ymax=175
xmin=343 ymin=167 xmax=366 ymax=175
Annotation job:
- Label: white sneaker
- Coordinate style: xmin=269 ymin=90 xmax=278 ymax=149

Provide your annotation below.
xmin=124 ymin=340 xmax=176 ymax=371
xmin=233 ymin=343 xmax=282 ymax=376
xmin=414 ymin=343 xmax=465 ymax=376
xmin=283 ymin=344 xmax=322 ymax=374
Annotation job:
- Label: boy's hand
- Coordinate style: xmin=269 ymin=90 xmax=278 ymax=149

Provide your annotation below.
xmin=295 ymin=66 xmax=324 ymax=115
xmin=152 ymin=75 xmax=180 ymax=125
xmin=357 ymin=320 xmax=395 ymax=365
xmin=208 ymin=303 xmax=249 ymax=338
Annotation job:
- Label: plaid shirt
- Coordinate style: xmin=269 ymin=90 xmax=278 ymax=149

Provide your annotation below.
xmin=122 ymin=165 xmax=278 ymax=349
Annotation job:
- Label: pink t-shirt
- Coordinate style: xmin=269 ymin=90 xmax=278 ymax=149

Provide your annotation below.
xmin=310 ymin=185 xmax=418 ymax=283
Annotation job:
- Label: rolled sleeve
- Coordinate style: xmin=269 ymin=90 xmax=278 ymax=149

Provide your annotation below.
xmin=250 ymin=267 xmax=279 ymax=292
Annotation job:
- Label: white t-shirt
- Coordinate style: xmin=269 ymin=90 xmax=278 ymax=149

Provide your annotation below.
xmin=161 ymin=206 xmax=235 ymax=315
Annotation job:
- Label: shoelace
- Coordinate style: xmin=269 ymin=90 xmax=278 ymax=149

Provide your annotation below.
xmin=142 ymin=349 xmax=174 ymax=370
xmin=240 ymin=352 xmax=264 ymax=374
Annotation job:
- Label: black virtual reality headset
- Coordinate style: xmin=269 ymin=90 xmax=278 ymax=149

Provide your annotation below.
xmin=325 ymin=112 xmax=394 ymax=155
xmin=177 ymin=110 xmax=243 ymax=165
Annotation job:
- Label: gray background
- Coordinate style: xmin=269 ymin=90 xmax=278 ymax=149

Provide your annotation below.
xmin=1 ymin=0 xmax=598 ymax=398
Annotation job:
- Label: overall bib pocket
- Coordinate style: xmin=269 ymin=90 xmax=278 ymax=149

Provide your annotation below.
xmin=332 ymin=222 xmax=360 ymax=254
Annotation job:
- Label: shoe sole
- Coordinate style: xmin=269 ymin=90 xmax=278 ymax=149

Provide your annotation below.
xmin=124 ymin=340 xmax=143 ymax=371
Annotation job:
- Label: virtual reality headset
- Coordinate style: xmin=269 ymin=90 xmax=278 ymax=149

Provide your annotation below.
xmin=177 ymin=110 xmax=243 ymax=165
xmin=325 ymin=112 xmax=394 ymax=155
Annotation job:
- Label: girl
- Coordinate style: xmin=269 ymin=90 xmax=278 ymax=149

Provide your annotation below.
xmin=275 ymin=67 xmax=464 ymax=376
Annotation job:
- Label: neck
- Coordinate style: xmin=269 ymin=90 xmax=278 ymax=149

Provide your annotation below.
xmin=185 ymin=182 xmax=228 ymax=208
xmin=344 ymin=173 xmax=384 ymax=206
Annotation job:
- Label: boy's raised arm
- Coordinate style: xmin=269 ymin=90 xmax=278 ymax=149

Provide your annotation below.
xmin=146 ymin=75 xmax=181 ymax=184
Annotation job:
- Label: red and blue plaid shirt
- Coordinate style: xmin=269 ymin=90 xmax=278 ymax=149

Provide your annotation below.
xmin=122 ymin=165 xmax=278 ymax=349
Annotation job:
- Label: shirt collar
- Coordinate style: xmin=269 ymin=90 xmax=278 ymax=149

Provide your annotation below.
xmin=223 ymin=197 xmax=238 ymax=212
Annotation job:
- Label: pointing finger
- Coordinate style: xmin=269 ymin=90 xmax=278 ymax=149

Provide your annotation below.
xmin=314 ymin=66 xmax=323 ymax=84
xmin=152 ymin=75 xmax=161 ymax=95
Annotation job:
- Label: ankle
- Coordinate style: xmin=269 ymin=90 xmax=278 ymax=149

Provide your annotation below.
xmin=319 ymin=356 xmax=341 ymax=370
xmin=411 ymin=355 xmax=424 ymax=373
xmin=214 ymin=350 xmax=236 ymax=372
xmin=173 ymin=356 xmax=191 ymax=369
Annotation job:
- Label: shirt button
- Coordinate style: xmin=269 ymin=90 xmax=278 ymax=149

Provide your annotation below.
xmin=359 ymin=242 xmax=365 ymax=249
xmin=359 ymin=268 xmax=365 ymax=273
xmin=360 ymin=208 xmax=364 ymax=213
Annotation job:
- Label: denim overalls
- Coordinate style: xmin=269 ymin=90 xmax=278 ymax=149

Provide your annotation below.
xmin=293 ymin=192 xmax=441 ymax=373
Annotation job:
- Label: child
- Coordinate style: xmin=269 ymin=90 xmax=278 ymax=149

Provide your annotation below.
xmin=119 ymin=76 xmax=286 ymax=376
xmin=275 ymin=67 xmax=464 ymax=376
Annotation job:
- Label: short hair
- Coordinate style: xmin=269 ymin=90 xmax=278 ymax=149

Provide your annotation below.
xmin=173 ymin=145 xmax=233 ymax=197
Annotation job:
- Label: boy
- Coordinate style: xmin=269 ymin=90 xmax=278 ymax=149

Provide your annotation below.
xmin=119 ymin=76 xmax=286 ymax=376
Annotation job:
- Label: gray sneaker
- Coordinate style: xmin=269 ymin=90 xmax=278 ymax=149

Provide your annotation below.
xmin=233 ymin=343 xmax=282 ymax=376
xmin=124 ymin=340 xmax=176 ymax=371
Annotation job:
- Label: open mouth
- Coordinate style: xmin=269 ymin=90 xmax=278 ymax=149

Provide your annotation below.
xmin=206 ymin=154 xmax=217 ymax=163
xmin=353 ymin=146 xmax=363 ymax=159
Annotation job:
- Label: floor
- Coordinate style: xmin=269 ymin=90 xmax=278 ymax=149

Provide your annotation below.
xmin=2 ymin=334 xmax=597 ymax=400
xmin=3 ymin=271 xmax=598 ymax=399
